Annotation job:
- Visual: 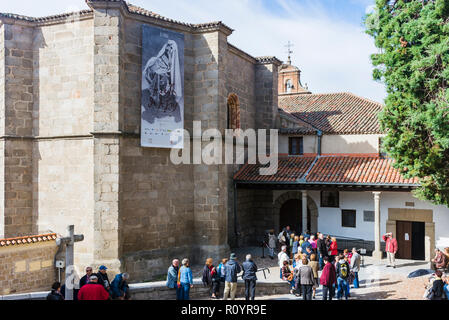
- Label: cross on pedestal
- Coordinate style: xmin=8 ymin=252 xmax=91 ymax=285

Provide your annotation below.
xmin=56 ymin=225 xmax=84 ymax=300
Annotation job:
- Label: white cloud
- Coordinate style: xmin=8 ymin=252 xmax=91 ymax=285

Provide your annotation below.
xmin=1 ymin=0 xmax=386 ymax=103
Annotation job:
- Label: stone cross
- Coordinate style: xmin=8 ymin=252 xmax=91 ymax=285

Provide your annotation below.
xmin=57 ymin=225 xmax=84 ymax=300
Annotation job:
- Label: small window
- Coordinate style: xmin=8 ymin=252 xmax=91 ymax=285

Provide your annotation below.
xmin=363 ymin=210 xmax=374 ymax=222
xmin=288 ymin=137 xmax=303 ymax=155
xmin=286 ymin=79 xmax=293 ymax=93
xmin=320 ymin=190 xmax=339 ymax=207
xmin=342 ymin=210 xmax=356 ymax=228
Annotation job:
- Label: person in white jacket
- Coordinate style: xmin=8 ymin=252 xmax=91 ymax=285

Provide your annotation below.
xmin=278 ymin=245 xmax=289 ymax=279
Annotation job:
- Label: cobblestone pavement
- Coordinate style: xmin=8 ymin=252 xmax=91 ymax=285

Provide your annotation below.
xmin=192 ymin=247 xmax=435 ymax=300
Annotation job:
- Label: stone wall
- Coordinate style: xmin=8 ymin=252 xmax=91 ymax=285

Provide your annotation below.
xmin=0 ymin=240 xmax=58 ymax=295
xmin=0 ymin=22 xmax=34 ymax=237
xmin=129 ymin=278 xmax=290 ymax=300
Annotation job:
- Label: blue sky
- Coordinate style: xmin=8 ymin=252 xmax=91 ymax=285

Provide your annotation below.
xmin=1 ymin=0 xmax=385 ymax=103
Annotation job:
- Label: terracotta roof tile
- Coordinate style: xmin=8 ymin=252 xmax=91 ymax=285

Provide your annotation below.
xmin=0 ymin=233 xmax=57 ymax=247
xmin=234 ymin=155 xmax=419 ymax=185
xmin=279 ymin=92 xmax=383 ymax=134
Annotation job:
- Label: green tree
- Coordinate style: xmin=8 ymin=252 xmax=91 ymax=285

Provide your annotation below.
xmin=365 ymin=0 xmax=449 ymax=206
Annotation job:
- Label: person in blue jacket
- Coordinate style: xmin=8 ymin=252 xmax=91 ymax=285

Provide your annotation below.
xmin=110 ymin=272 xmax=130 ymax=300
xmin=178 ymin=258 xmax=194 ymax=300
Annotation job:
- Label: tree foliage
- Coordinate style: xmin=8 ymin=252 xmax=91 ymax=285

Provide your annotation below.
xmin=365 ymin=0 xmax=449 ymax=206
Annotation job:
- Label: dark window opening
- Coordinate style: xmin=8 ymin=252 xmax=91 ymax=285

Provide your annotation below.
xmin=320 ymin=190 xmax=339 ymax=207
xmin=288 ymin=137 xmax=303 ymax=155
xmin=342 ymin=209 xmax=356 ymax=228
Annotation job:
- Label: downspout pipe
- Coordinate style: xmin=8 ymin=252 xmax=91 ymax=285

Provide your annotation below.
xmin=317 ymin=130 xmax=322 ymax=156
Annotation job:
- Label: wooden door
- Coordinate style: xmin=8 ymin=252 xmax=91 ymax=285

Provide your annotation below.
xmin=396 ymin=221 xmax=412 ymax=259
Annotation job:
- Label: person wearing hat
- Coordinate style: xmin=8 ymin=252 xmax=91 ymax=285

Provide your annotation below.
xmin=77 ymin=275 xmax=110 ymax=300
xmin=223 ymin=253 xmax=241 ymax=300
xmin=382 ymin=232 xmax=398 ymax=268
xmin=96 ymin=265 xmax=111 ymax=294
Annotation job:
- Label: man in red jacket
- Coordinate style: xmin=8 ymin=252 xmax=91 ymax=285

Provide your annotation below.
xmin=382 ymin=232 xmax=398 ymax=268
xmin=77 ymin=275 xmax=110 ymax=300
xmin=320 ymin=256 xmax=337 ymax=300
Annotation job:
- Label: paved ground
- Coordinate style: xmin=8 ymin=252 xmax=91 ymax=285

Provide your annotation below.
xmin=191 ymin=247 xmax=435 ymax=300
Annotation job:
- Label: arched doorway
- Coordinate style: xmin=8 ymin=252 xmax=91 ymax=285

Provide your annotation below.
xmin=274 ymin=191 xmax=318 ymax=234
xmin=279 ymin=199 xmax=311 ymax=235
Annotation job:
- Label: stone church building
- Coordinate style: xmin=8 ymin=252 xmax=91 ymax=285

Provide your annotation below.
xmin=0 ymin=0 xmax=282 ymax=281
xmin=1 ymin=0 xmax=448 ymax=285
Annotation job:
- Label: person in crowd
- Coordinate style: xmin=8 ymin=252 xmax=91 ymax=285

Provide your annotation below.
xmin=431 ymin=248 xmax=446 ymax=270
xmin=242 ymin=254 xmax=258 ymax=300
xmin=202 ymin=258 xmax=214 ymax=298
xmin=317 ymin=233 xmax=328 ymax=270
xmin=309 ymin=235 xmax=317 ymax=253
xmin=77 ymin=275 xmax=110 ymax=300
xmin=289 ymin=234 xmax=296 ymax=258
xmin=330 ymin=237 xmax=338 ymax=262
xmin=110 ymin=273 xmax=130 ymax=300
xmin=282 ymin=260 xmax=295 ymax=294
xmin=350 ymin=248 xmax=361 ymax=289
xmin=202 ymin=258 xmax=220 ymax=299
xmin=298 ymin=235 xmax=305 ymax=247
xmin=382 ymin=232 xmax=398 ymax=268
xmin=178 ymin=258 xmax=194 ymax=300
xmin=223 ymin=253 xmax=241 ymax=300
xmin=343 ymin=249 xmax=352 ymax=265
xmin=303 ymin=230 xmax=311 ymax=239
xmin=309 ymin=253 xmax=319 ymax=299
xmin=96 ymin=265 xmax=111 ymax=294
xmin=166 ymin=259 xmax=181 ymax=300
xmin=298 ymin=257 xmax=314 ymax=300
xmin=292 ymin=235 xmax=300 ymax=258
xmin=443 ymin=274 xmax=449 ymax=300
xmin=268 ymin=230 xmax=277 ymax=259
xmin=278 ymin=245 xmax=290 ymax=279
xmin=320 ymin=256 xmax=337 ymax=300
xmin=336 ymin=253 xmax=350 ymax=300
xmin=430 ymin=270 xmax=446 ymax=300
xmin=301 ymin=237 xmax=312 ymax=254
xmin=293 ymin=253 xmax=302 ymax=297
xmin=305 ymin=246 xmax=313 ymax=260
xmin=278 ymin=229 xmax=288 ymax=249
xmin=79 ymin=266 xmax=93 ymax=289
xmin=47 ymin=282 xmax=64 ymax=301
xmin=217 ymin=258 xmax=228 ymax=283
xmin=284 ymin=225 xmax=293 ymax=239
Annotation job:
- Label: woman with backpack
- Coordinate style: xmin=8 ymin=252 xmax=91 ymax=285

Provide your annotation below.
xmin=202 ymin=258 xmax=220 ymax=299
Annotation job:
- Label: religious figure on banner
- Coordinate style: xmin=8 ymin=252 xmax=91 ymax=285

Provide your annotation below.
xmin=142 ymin=39 xmax=182 ymax=124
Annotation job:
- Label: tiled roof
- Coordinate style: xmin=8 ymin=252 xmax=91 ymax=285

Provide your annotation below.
xmin=234 ymin=156 xmax=316 ymax=182
xmin=278 ymin=108 xmax=317 ymax=135
xmin=0 ymin=233 xmax=57 ymax=247
xmin=279 ymin=92 xmax=383 ymax=134
xmin=234 ymin=155 xmax=419 ymax=186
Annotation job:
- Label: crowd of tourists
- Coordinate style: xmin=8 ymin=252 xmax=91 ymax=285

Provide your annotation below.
xmin=47 ymin=265 xmax=130 ymax=300
xmin=423 ymin=247 xmax=449 ymax=300
xmin=166 ymin=254 xmax=258 ymax=300
xmin=275 ymin=226 xmax=361 ymax=300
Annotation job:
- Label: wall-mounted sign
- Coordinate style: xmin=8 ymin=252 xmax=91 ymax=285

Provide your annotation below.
xmin=141 ymin=25 xmax=184 ymax=148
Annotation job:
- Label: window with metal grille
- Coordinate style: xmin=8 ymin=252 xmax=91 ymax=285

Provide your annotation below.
xmin=320 ymin=190 xmax=339 ymax=207
xmin=342 ymin=209 xmax=356 ymax=228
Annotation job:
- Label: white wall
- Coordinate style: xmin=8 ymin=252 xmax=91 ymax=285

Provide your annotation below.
xmin=302 ymin=190 xmax=449 ymax=246
xmin=279 ymin=135 xmax=316 ymax=154
xmin=321 ymin=134 xmax=382 ymax=154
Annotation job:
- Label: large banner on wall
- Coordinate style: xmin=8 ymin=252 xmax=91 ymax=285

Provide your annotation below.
xmin=141 ymin=25 xmax=184 ymax=148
